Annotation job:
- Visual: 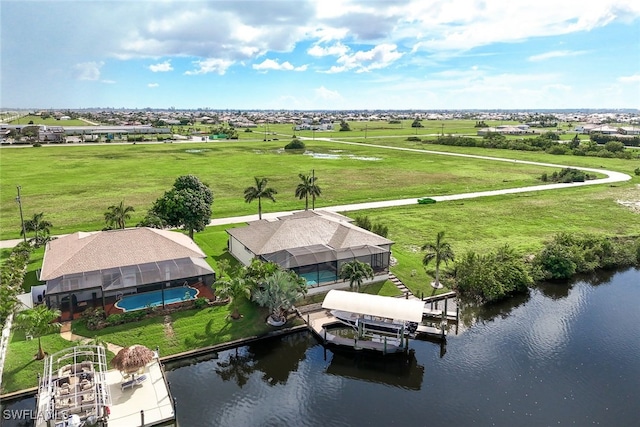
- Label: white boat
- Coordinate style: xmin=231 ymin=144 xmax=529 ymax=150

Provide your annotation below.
xmin=330 ymin=309 xmax=419 ymax=337
xmin=35 ymin=345 xmax=111 ymax=427
xmin=321 ymin=290 xmax=426 ymax=351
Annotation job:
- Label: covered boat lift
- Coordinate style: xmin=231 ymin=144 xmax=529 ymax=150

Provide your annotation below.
xmin=316 ymin=290 xmax=428 ymax=354
xmin=322 ymin=290 xmax=425 ymax=323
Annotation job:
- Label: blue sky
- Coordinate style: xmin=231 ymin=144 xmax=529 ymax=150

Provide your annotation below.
xmin=2 ymin=0 xmax=639 ymax=110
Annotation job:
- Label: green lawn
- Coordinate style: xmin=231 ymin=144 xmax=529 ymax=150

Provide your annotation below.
xmin=1 ymin=329 xmax=115 ymax=394
xmin=70 ymin=299 xmax=279 ymax=356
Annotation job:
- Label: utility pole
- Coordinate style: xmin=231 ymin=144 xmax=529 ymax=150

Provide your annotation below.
xmin=312 ymin=169 xmax=316 ymax=210
xmin=16 ymin=186 xmax=26 ymax=244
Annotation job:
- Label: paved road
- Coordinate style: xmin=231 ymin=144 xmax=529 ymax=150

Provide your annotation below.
xmin=0 ymin=140 xmax=631 ymax=249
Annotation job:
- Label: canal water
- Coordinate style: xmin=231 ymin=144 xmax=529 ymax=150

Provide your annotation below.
xmin=2 ymin=268 xmax=639 ymax=426
xmin=164 ymin=267 xmax=640 ymax=426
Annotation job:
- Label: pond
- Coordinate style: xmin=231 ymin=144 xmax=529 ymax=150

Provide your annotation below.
xmin=3 ymin=268 xmax=639 ymax=426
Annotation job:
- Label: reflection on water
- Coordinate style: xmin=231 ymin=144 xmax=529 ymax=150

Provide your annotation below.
xmin=326 ymin=350 xmax=424 ymax=390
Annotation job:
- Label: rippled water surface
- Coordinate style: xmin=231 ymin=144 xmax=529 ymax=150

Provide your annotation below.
xmin=164 ymin=268 xmax=640 ymax=427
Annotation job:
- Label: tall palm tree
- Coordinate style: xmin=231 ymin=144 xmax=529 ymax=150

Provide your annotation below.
xmin=15 ymin=304 xmax=62 ymax=360
xmin=339 ymin=260 xmax=375 ymax=291
xmin=21 ymin=212 xmax=53 ymax=247
xmin=295 ymin=173 xmax=321 ymax=210
xmin=422 ymin=231 xmax=455 ymax=289
xmin=244 ymin=177 xmax=277 ymax=220
xmin=104 ymin=200 xmax=135 ymax=229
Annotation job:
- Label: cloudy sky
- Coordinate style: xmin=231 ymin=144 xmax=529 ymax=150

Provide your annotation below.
xmin=2 ymin=0 xmax=639 ymax=110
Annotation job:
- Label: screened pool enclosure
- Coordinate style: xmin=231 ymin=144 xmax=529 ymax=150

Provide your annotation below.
xmin=45 ymin=257 xmax=215 ymax=320
xmin=261 ymin=244 xmax=390 ymax=286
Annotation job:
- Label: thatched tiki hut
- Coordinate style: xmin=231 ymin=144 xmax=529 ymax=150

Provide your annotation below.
xmin=110 ymin=345 xmax=155 ymax=379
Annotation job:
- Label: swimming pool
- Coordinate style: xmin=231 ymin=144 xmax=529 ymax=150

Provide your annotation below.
xmin=299 ymin=270 xmax=337 ymax=286
xmin=115 ymin=286 xmax=199 ymax=312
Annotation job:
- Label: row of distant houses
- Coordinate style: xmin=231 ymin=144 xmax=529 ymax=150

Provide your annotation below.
xmin=476 ymin=124 xmax=640 ymax=136
xmin=573 ymin=125 xmax=640 ymax=135
xmin=0 ymin=124 xmax=171 ymax=143
xmin=31 ymin=210 xmax=392 ymax=321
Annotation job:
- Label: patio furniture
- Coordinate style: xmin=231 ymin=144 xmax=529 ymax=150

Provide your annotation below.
xmin=121 ymin=374 xmax=147 ymax=391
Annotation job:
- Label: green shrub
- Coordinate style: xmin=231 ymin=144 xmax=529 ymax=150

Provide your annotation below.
xmin=455 ymin=246 xmax=532 ymax=303
xmin=81 ymin=307 xmax=106 ymax=330
xmin=406 ymin=136 xmax=421 ymax=142
xmin=284 ymin=139 xmax=305 ymax=150
xmin=533 ymin=234 xmax=640 ymax=280
xmin=193 ymin=297 xmax=208 ymax=309
xmin=106 ymin=313 xmax=124 ymax=325
xmin=634 ymin=167 xmax=640 ymax=176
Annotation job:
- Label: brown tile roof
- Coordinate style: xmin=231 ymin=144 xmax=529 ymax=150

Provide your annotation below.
xmin=226 ymin=210 xmax=393 ymax=256
xmin=40 ymin=228 xmax=207 ymax=281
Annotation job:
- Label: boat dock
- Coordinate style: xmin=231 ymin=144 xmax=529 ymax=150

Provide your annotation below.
xmin=34 ymin=345 xmax=175 ymax=427
xmin=301 ymin=290 xmax=460 ymax=353
xmin=106 ymin=357 xmax=175 ymax=427
xmin=305 ymin=310 xmax=409 ymax=354
xmin=422 ymin=291 xmax=459 ymax=321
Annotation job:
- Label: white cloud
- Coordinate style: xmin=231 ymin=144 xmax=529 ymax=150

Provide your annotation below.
xmin=148 ymin=83 xmax=159 ymax=88
xmin=148 ymin=60 xmax=173 ymax=72
xmin=314 ymin=86 xmax=341 ymax=100
xmin=528 ymin=50 xmax=587 ymax=61
xmin=185 ymin=58 xmax=235 ymax=75
xmin=618 ymin=74 xmax=640 ymax=83
xmin=72 ymin=61 xmax=104 ymax=81
xmin=307 ymin=42 xmax=349 ymax=57
xmin=329 ymin=43 xmax=403 ymax=73
xmin=252 ymin=59 xmax=307 ymax=72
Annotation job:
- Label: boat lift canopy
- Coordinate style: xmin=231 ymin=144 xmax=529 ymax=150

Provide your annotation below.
xmin=322 ymin=290 xmax=425 ymax=323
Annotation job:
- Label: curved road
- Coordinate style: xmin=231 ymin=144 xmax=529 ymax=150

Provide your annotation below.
xmin=0 ymin=139 xmax=631 ymax=248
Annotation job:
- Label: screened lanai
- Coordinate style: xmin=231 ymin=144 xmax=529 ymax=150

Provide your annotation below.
xmin=40 ymin=228 xmax=216 ymax=320
xmin=261 ymin=244 xmax=390 ymax=286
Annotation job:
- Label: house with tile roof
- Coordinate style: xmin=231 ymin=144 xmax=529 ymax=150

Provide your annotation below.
xmin=226 ymin=210 xmax=393 ymax=292
xmin=40 ymin=227 xmax=215 ymax=320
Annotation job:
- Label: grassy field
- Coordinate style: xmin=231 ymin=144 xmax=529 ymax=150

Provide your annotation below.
xmin=0 ymin=140 xmax=563 ymax=239
xmin=7 ymin=115 xmax=91 ymax=127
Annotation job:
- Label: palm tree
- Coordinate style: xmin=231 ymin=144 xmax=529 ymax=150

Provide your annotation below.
xmin=21 ymin=212 xmax=52 ymax=247
xmin=422 ymin=231 xmax=455 ymax=289
xmin=252 ymin=270 xmax=308 ymax=324
xmin=295 ymin=173 xmax=321 ymax=210
xmin=104 ymin=200 xmax=135 ymax=229
xmin=244 ymin=177 xmax=277 ymax=220
xmin=15 ymin=304 xmax=62 ymax=360
xmin=215 ymin=277 xmax=251 ymax=319
xmin=339 ymin=260 xmax=375 ymax=291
